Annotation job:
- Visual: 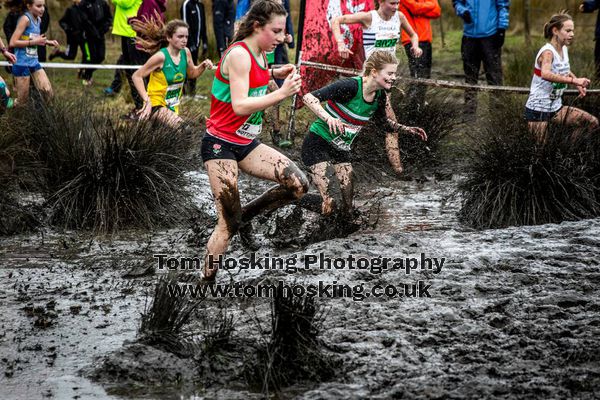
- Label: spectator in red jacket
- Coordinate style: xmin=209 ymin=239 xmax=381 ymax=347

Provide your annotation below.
xmin=399 ymin=0 xmax=441 ymax=111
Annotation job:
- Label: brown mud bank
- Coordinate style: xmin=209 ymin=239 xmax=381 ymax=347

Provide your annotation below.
xmin=1 ymin=172 xmax=600 ymax=399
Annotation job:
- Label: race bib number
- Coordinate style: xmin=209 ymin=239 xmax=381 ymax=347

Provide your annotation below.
xmin=331 ymin=125 xmax=360 ymax=152
xmin=236 ymin=111 xmax=264 ymax=139
xmin=550 ymin=82 xmax=567 ymax=100
xmin=165 ymin=83 xmax=183 ymax=109
xmin=374 ymin=32 xmax=399 ymax=52
xmin=25 ymin=34 xmax=38 ymax=58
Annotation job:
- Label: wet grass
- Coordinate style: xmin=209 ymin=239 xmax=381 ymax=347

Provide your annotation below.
xmin=10 ymin=98 xmax=201 ymax=233
xmin=138 ymin=273 xmax=204 ymax=357
xmin=458 ymin=95 xmax=600 ymax=229
xmin=0 ymin=108 xmax=40 ymax=234
xmin=246 ymin=287 xmax=338 ymax=395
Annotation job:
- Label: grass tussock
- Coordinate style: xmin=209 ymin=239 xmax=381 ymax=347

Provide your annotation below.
xmin=394 ymin=88 xmax=463 ymax=169
xmin=247 ymin=287 xmax=338 ymax=394
xmin=11 ymin=98 xmax=200 ymax=233
xmin=138 ymin=273 xmax=203 ymax=357
xmin=0 ymin=110 xmax=40 ymax=234
xmin=458 ymin=95 xmax=600 ymax=229
xmin=353 ymin=89 xmax=461 ymax=178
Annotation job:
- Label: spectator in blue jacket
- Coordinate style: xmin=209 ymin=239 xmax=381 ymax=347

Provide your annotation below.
xmin=453 ymin=0 xmax=510 ymax=119
xmin=580 ymin=1 xmax=600 ymax=80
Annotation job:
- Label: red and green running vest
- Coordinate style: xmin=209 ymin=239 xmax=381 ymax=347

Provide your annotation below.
xmin=206 ymin=41 xmax=269 ymax=145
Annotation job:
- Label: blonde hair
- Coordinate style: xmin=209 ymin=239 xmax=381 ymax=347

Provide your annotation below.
xmin=363 ymin=51 xmax=398 ymax=76
xmin=543 ymin=11 xmax=573 ymax=40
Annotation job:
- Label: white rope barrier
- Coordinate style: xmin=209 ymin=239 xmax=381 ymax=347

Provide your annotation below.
xmin=2 ymin=59 xmax=600 ymax=95
xmin=299 ymin=60 xmax=600 ymax=95
xmin=0 ymin=61 xmax=141 ymax=69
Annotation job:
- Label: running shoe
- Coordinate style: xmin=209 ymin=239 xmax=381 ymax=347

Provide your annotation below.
xmin=82 ymin=79 xmax=93 ymax=87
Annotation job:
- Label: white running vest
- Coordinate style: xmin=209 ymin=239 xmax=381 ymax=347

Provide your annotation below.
xmin=362 ymin=10 xmax=400 ymax=59
xmin=525 ymin=43 xmax=570 ymax=113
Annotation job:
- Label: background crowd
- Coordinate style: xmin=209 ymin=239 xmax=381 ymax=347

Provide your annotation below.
xmin=0 ymin=0 xmax=600 ymax=118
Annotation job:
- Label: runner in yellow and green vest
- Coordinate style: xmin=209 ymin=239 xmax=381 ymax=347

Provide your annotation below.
xmin=132 ymin=19 xmax=213 ymax=126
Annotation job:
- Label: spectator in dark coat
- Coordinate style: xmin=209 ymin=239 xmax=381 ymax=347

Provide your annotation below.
xmin=181 ymin=0 xmax=209 ymax=95
xmin=213 ymin=0 xmax=234 ymax=57
xmin=79 ymin=0 xmax=112 ymax=84
xmin=51 ymin=0 xmax=86 ymax=62
xmin=580 ymin=1 xmax=600 ymax=80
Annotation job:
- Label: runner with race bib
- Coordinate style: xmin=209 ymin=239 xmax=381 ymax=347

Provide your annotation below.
xmin=201 ymin=0 xmax=309 ymax=282
xmin=524 ymin=12 xmax=598 ymax=142
xmin=132 ymin=19 xmax=213 ymax=126
xmin=301 ymin=51 xmax=427 ymax=216
xmin=331 ymin=0 xmax=422 ymax=63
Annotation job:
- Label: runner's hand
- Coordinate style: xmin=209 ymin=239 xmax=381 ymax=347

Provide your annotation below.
xmin=337 ymin=42 xmax=353 ymax=59
xmin=273 ymin=64 xmax=295 ymax=80
xmin=327 ymin=116 xmax=345 ymax=136
xmin=404 ymin=126 xmax=427 ymax=141
xmin=46 ymin=40 xmax=59 ymax=48
xmin=201 ymin=59 xmax=215 ymax=70
xmin=138 ymin=100 xmax=152 ymax=120
xmin=2 ymin=50 xmax=16 ymax=64
xmin=280 ymin=71 xmax=301 ymax=97
xmin=574 ymin=77 xmax=590 ymax=88
xmin=411 ymin=46 xmax=423 ymax=58
xmin=577 ymin=85 xmax=587 ymax=98
xmin=31 ymin=35 xmax=47 ymax=46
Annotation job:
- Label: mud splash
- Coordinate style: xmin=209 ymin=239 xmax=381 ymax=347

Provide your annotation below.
xmin=1 ymin=171 xmax=599 ymax=399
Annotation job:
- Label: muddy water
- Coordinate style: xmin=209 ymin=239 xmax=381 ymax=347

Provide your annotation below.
xmin=1 ymin=171 xmax=599 ymax=399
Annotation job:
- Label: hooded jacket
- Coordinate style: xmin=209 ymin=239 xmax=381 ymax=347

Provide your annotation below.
xmin=452 ymin=0 xmax=510 ymax=38
xmin=399 ymin=0 xmax=441 ymax=45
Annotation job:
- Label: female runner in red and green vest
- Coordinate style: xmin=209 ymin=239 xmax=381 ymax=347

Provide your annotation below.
xmin=132 ymin=19 xmax=214 ymax=126
xmin=302 ymin=51 xmax=427 ymax=216
xmin=201 ymin=0 xmax=308 ymax=281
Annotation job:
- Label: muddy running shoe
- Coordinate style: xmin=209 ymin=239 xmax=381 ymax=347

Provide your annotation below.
xmin=238 ymin=221 xmax=260 ymax=251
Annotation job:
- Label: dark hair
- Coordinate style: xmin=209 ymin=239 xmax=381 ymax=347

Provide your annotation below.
xmin=543 ymin=11 xmax=572 ymax=39
xmin=4 ymin=0 xmax=35 ymax=12
xmin=133 ymin=17 xmax=189 ymax=54
xmin=231 ymin=0 xmax=287 ymax=44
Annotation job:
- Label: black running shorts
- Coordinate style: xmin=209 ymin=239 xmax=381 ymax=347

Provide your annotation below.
xmin=301 ymin=131 xmax=351 ymax=167
xmin=201 ymin=133 xmax=261 ymax=163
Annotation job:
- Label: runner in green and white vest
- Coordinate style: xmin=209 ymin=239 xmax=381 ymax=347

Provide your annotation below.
xmin=301 ymin=51 xmax=427 ymax=216
xmin=331 ymin=0 xmax=422 ymax=64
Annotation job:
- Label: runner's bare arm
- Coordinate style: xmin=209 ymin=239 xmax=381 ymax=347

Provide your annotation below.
xmin=302 ymin=93 xmax=345 ymax=136
xmin=399 ymin=12 xmax=422 ymax=57
xmin=227 ymin=47 xmax=301 ymax=115
xmin=186 ymin=48 xmax=214 ymax=79
xmin=331 ymin=12 xmax=372 ymax=58
xmin=537 ymin=51 xmax=585 ymax=86
xmin=10 ymin=17 xmax=35 ymax=48
xmin=132 ymin=52 xmax=165 ymax=118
